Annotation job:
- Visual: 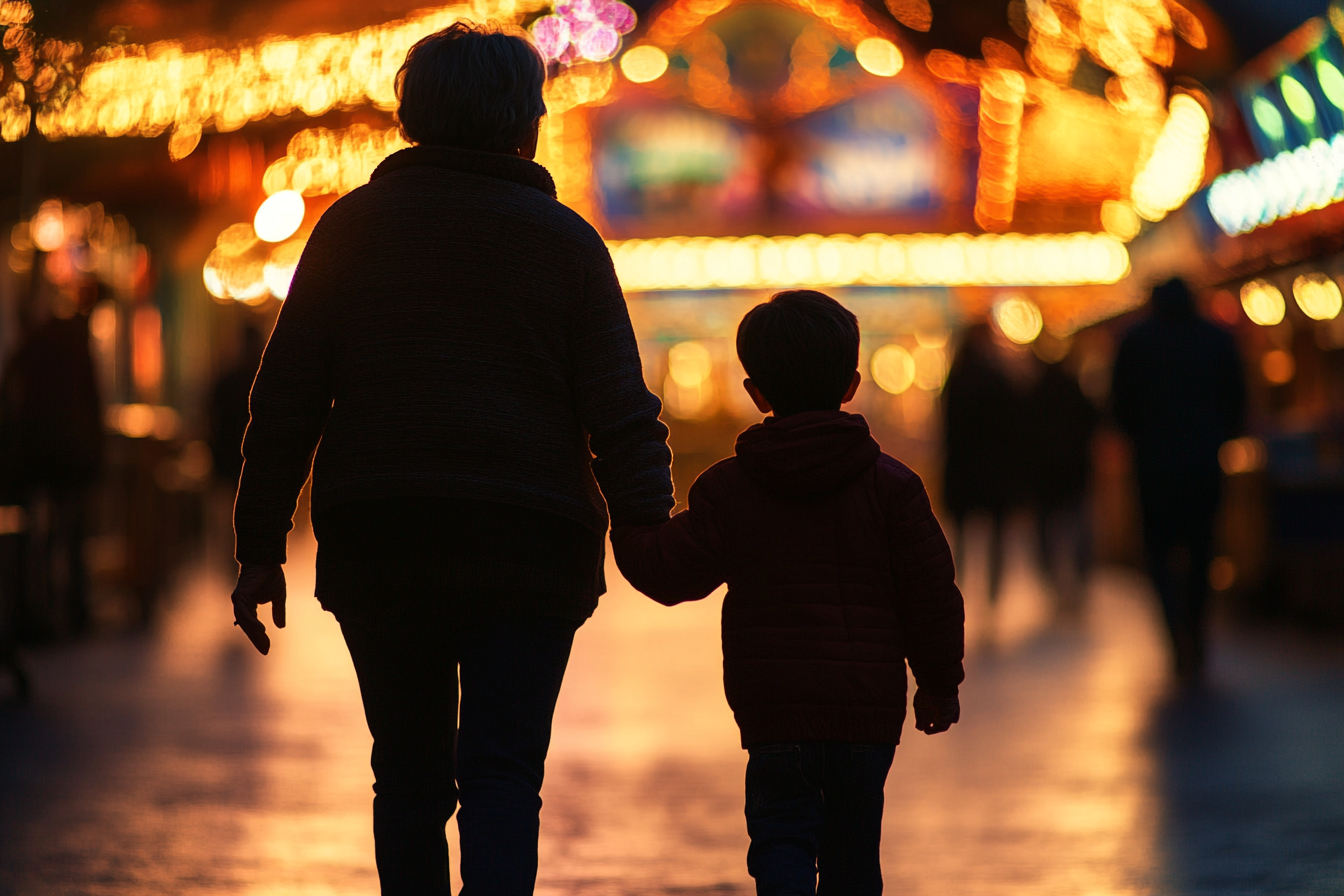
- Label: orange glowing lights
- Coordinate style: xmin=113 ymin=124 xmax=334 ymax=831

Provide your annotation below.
xmin=34 ymin=0 xmax=547 ymax=144
xmin=609 ymin=232 xmax=1130 ymax=291
xmin=620 ymin=45 xmax=669 ymax=83
xmin=974 ymin=69 xmax=1026 ymax=231
xmin=1292 ymin=273 xmax=1343 ymax=321
xmin=992 ymin=295 xmax=1044 ymax=344
xmin=1261 ymin=349 xmax=1295 ymax=385
xmin=1130 ymin=94 xmax=1210 ymax=222
xmin=253 ymin=191 xmax=305 ymax=243
xmin=855 ymin=38 xmax=903 ymax=77
xmin=1240 ymin=280 xmax=1286 ymax=327
xmin=871 ymin=344 xmax=916 ymax=394
xmin=664 ymin=340 xmax=717 ymax=419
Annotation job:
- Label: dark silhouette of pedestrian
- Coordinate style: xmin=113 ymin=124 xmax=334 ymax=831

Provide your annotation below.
xmin=209 ymin=325 xmax=264 ymax=489
xmin=1027 ymin=350 xmax=1098 ymax=610
xmin=228 ymin=24 xmax=673 ymax=895
xmin=0 ymin=282 xmax=104 ymax=638
xmin=941 ymin=323 xmax=1029 ymax=602
xmin=613 ymin=291 xmax=964 ymax=896
xmin=1111 ymin=279 xmax=1245 ymax=681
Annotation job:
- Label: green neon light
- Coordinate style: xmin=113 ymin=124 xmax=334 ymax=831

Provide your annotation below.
xmin=1280 ymin=75 xmax=1318 ymax=125
xmin=1252 ymin=95 xmax=1287 ymax=142
xmin=1316 ymin=58 xmax=1344 ymax=109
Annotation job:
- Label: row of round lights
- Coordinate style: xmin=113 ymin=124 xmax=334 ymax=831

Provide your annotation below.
xmin=1206 ymin=133 xmax=1344 ymax=236
xmin=608 ymin=232 xmax=1129 ymax=291
xmin=617 ymin=34 xmax=902 ymax=85
xmin=1239 ymin=273 xmax=1344 ymax=327
xmin=870 ymin=342 xmax=949 ymax=394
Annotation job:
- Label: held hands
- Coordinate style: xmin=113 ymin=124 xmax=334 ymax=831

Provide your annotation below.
xmin=231 ymin=563 xmax=286 ymax=655
xmin=913 ymin=688 xmax=960 ymax=735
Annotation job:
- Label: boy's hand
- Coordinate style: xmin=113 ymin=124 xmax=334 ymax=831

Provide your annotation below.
xmin=232 ymin=563 xmax=286 ymax=655
xmin=913 ymin=689 xmax=960 ymax=735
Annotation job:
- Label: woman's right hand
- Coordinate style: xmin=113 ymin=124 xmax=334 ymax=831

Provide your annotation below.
xmin=231 ymin=564 xmax=286 ymax=655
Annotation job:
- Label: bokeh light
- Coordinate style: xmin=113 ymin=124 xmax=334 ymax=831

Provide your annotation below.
xmin=30 ymin=200 xmax=65 ymax=252
xmin=667 ymin=340 xmax=713 ymax=388
xmin=1262 ymin=349 xmax=1295 ymax=385
xmin=1240 ymin=279 xmax=1286 ymax=327
xmin=532 ymin=0 xmax=637 ymax=64
xmin=1100 ymin=201 xmax=1142 ymax=241
xmin=1131 ymin=94 xmax=1210 ymax=222
xmin=855 ymin=38 xmax=903 ymax=77
xmin=992 ymin=296 xmax=1044 ymax=344
xmin=1292 ymin=273 xmax=1343 ymax=321
xmin=263 ymin=239 xmax=307 ymax=299
xmin=620 ymin=45 xmax=668 ymax=83
xmin=608 ymin=233 xmax=1129 ymax=291
xmin=871 ymin=344 xmax=915 ymax=394
xmin=664 ymin=341 xmax=716 ymax=419
xmin=1207 ymin=133 xmax=1344 ymax=236
xmin=254 ymin=191 xmax=305 ymax=243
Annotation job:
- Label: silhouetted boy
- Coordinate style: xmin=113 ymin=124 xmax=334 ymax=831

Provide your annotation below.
xmin=612 ymin=290 xmax=965 ymax=896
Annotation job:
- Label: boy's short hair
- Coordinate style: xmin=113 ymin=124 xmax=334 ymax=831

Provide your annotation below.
xmin=396 ymin=23 xmax=546 ymax=154
xmin=736 ymin=290 xmax=860 ymax=417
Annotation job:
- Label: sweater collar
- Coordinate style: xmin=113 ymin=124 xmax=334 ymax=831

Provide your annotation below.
xmin=371 ymin=145 xmax=557 ymax=198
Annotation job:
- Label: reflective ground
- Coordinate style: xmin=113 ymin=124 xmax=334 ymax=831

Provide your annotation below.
xmin=2 ymin=520 xmax=1342 ymax=896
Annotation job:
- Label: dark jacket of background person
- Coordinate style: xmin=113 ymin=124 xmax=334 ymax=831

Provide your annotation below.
xmin=234 ymin=146 xmax=674 ymax=618
xmin=612 ymin=411 xmax=965 ymax=747
xmin=0 ymin=312 xmax=103 ymax=494
xmin=941 ymin=324 xmax=1027 ymax=519
xmin=209 ymin=326 xmax=264 ymax=487
xmin=1029 ymin=361 xmax=1098 ymax=512
xmin=1111 ymin=284 xmax=1245 ymax=477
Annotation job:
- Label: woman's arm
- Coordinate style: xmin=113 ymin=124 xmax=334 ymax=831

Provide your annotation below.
xmin=233 ymin=244 xmax=335 ymax=566
xmin=570 ymin=248 xmax=674 ymax=527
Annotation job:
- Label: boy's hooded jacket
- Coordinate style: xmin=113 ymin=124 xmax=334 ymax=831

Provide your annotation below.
xmin=612 ymin=411 xmax=964 ymax=747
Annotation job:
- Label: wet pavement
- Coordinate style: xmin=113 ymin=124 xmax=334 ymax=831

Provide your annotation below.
xmin=2 ymin=523 xmax=1342 ymax=896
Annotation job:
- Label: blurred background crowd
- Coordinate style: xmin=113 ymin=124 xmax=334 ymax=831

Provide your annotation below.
xmin=1 ymin=0 xmax=1343 ymax=684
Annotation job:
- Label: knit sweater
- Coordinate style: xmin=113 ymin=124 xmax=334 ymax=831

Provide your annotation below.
xmin=234 ymin=146 xmax=674 ymax=584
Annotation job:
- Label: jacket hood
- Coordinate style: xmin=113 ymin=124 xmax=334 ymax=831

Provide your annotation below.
xmin=735 ymin=411 xmax=880 ymax=498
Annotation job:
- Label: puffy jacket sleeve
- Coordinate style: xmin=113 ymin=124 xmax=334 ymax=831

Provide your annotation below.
xmin=571 ymin=245 xmax=674 ymax=527
xmin=233 ymin=233 xmax=334 ymax=564
xmin=610 ymin=469 xmax=728 ymax=605
xmin=886 ymin=464 xmax=965 ymax=696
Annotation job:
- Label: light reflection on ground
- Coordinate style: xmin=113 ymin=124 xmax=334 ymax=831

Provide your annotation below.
xmin=2 ymin=518 xmax=1342 ymax=895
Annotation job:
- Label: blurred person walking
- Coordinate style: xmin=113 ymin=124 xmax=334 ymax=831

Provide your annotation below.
xmin=0 ymin=280 xmax=104 ymax=639
xmin=209 ymin=324 xmax=265 ymax=490
xmin=1027 ymin=347 xmax=1098 ymax=611
xmin=1112 ymin=279 xmax=1245 ymax=682
xmin=228 ymin=24 xmax=673 ymax=896
xmin=941 ymin=323 xmax=1030 ymax=603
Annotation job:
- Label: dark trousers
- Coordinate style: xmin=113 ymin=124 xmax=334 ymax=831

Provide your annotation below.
xmin=744 ymin=742 xmax=896 ymax=896
xmin=331 ymin=596 xmax=579 ymax=896
xmin=1137 ymin=471 xmax=1221 ymax=678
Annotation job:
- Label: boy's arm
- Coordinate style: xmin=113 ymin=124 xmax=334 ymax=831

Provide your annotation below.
xmin=887 ymin=467 xmax=965 ymax=698
xmin=611 ymin=474 xmax=727 ymax=606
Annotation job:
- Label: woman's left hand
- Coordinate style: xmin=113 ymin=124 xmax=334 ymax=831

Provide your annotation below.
xmin=232 ymin=564 xmax=286 ymax=655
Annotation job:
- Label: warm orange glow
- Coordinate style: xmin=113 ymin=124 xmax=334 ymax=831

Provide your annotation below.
xmin=1130 ymin=94 xmax=1210 ymax=221
xmin=1261 ymin=349 xmax=1295 ymax=385
xmin=871 ymin=344 xmax=916 ymax=394
xmin=855 ymin=37 xmax=903 ymax=77
xmin=992 ymin=295 xmax=1044 ymax=344
xmin=663 ymin=341 xmax=718 ymax=419
xmin=974 ymin=69 xmax=1025 ymax=231
xmin=34 ymin=0 xmax=547 ymax=144
xmin=1240 ymin=280 xmax=1286 ymax=327
xmin=620 ymin=45 xmax=669 ymax=83
xmin=264 ymin=124 xmax=410 ymax=197
xmin=253 ymin=191 xmax=305 ymax=242
xmin=609 ymin=232 xmax=1130 ymax=290
xmin=1293 ymin=273 xmax=1343 ymax=321
xmin=1219 ymin=437 xmax=1267 ymax=475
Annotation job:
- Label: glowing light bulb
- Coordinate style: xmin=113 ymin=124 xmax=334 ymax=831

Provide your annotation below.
xmin=1240 ymin=279 xmax=1285 ymax=326
xmin=620 ymin=45 xmax=668 ymax=83
xmin=992 ymin=296 xmax=1044 ymax=344
xmin=1252 ymin=95 xmax=1286 ymax=144
xmin=30 ymin=200 xmax=65 ymax=252
xmin=855 ymin=38 xmax=903 ymax=77
xmin=667 ymin=341 xmax=713 ymax=388
xmin=253 ymin=190 xmax=305 ymax=243
xmin=1317 ymin=59 xmax=1344 ymax=110
xmin=1279 ymin=74 xmax=1317 ymax=126
xmin=871 ymin=344 xmax=915 ymax=394
xmin=1292 ymin=273 xmax=1342 ymax=321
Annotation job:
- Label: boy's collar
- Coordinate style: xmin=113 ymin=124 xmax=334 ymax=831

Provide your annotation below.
xmin=371 ymin=145 xmax=557 ymax=199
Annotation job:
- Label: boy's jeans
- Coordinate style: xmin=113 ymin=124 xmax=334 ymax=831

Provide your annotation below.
xmin=745 ymin=741 xmax=896 ymax=896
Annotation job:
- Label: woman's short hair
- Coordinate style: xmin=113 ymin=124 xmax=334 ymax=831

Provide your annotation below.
xmin=736 ymin=290 xmax=861 ymax=417
xmin=396 ymin=22 xmax=546 ymax=153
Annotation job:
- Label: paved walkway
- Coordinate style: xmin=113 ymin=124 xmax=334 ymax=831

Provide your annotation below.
xmin=1 ymin=525 xmax=1342 ymax=895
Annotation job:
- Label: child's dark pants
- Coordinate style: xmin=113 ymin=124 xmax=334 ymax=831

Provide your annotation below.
xmin=744 ymin=742 xmax=896 ymax=896
xmin=331 ymin=595 xmax=578 ymax=896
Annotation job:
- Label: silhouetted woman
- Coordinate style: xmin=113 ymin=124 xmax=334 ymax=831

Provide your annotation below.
xmin=229 ymin=24 xmax=673 ymax=895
